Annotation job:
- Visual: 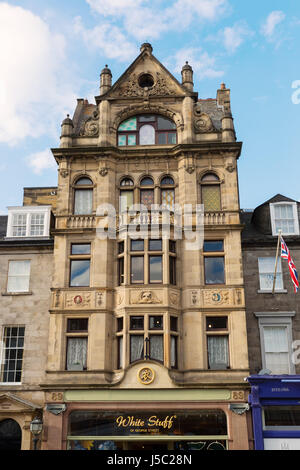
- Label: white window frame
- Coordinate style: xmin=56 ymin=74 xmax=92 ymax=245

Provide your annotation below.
xmin=0 ymin=325 xmax=25 ymax=385
xmin=257 ymin=256 xmax=286 ymax=293
xmin=6 ymin=206 xmax=51 ymax=238
xmin=270 ymin=202 xmax=299 ymax=236
xmin=7 ymin=260 xmax=31 ymax=293
xmin=255 ymin=312 xmax=295 ymax=375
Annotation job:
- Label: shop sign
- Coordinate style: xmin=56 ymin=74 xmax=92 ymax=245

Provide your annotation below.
xmin=115 ymin=415 xmax=176 ymax=433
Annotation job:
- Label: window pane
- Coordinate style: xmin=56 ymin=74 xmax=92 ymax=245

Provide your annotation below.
xmin=67 ymin=337 xmax=87 ymax=370
xmin=75 ymin=177 xmax=93 ymax=186
xmin=171 ymin=336 xmax=178 ymax=368
xmin=258 ymin=257 xmax=283 ymax=290
xmin=118 ymin=117 xmax=137 ymax=131
xmin=264 ymin=407 xmax=300 ymax=427
xmin=273 ymin=204 xmax=296 ymax=234
xmin=118 ymin=135 xmax=126 ymax=146
xmin=140 ymin=177 xmax=154 ymax=186
xmin=167 ymin=132 xmax=177 ymax=144
xmin=204 ymin=257 xmax=225 ymax=284
xmin=70 ymin=260 xmax=90 ymax=287
xmin=169 ymin=240 xmax=176 ymax=253
xmin=1 ymin=327 xmax=25 ymax=383
xmin=263 ymin=326 xmax=289 ymax=374
xmin=71 ymin=244 xmax=91 ymax=255
xmin=131 ymin=256 xmax=144 ymax=283
xmin=161 ymin=176 xmax=174 ymax=186
xmin=7 ymin=260 xmax=31 ymax=293
xmin=170 ymin=316 xmax=178 ymax=332
xmin=204 ymin=241 xmax=224 ymax=252
xmin=139 ymin=125 xmax=155 ymax=145
xmin=118 ymin=257 xmax=124 ymax=286
xmin=149 ymin=239 xmax=162 ymax=251
xmin=207 ymin=336 xmax=229 ymax=370
xmin=131 ymin=240 xmax=144 ymax=251
xmin=74 ymin=189 xmax=92 ymax=215
xmin=161 ymin=189 xmax=175 ymax=210
xmin=202 ymin=185 xmax=221 ymax=211
xmin=130 ymin=335 xmax=144 ymax=362
xmin=120 ymin=190 xmax=133 ymax=212
xmin=140 ymin=190 xmax=154 ymax=210
xmin=120 ymin=178 xmax=134 ymax=187
xmin=149 ymin=256 xmax=162 ymax=283
xmin=130 ymin=317 xmax=144 ymax=330
xmin=128 ymin=134 xmax=136 ymax=146
xmin=67 ymin=319 xmax=88 ymax=332
xmin=117 ymin=318 xmax=123 ymax=332
xmin=139 ymin=115 xmax=155 ymax=122
xmin=12 ymin=214 xmax=27 ymax=237
xmin=149 ymin=316 xmax=163 ymax=330
xmin=169 ymin=256 xmax=176 ymax=285
xmin=206 ymin=317 xmax=228 ymax=330
xmin=149 ymin=335 xmax=163 ymax=362
xmin=30 ymin=213 xmax=45 ymax=236
xmin=158 ymin=133 xmax=167 ymax=145
xmin=157 ymin=116 xmax=176 ymax=130
xmin=117 ymin=336 xmax=123 ymax=369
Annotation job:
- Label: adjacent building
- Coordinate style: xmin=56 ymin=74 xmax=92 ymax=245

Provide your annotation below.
xmin=242 ymin=194 xmax=300 ymax=450
xmin=0 ymin=189 xmax=55 ymax=449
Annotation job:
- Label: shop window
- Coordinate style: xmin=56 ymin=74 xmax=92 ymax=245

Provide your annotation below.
xmin=258 ymin=257 xmax=283 ymax=292
xmin=0 ymin=326 xmax=25 ymax=383
xmin=69 ymin=244 xmax=91 ymax=287
xmin=74 ymin=177 xmax=93 ymax=215
xmin=206 ymin=317 xmax=229 ymax=370
xmin=263 ymin=406 xmax=300 ymax=429
xmin=66 ymin=318 xmax=88 ymax=371
xmin=117 ymin=115 xmax=177 ymax=147
xmin=7 ymin=260 xmax=31 ymax=293
xmin=204 ymin=241 xmax=225 ymax=285
xmin=270 ymin=202 xmax=299 ymax=236
xmin=201 ymin=173 xmax=221 ymax=211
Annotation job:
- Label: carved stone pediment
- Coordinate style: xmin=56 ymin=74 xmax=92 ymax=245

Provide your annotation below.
xmin=0 ymin=393 xmax=41 ymax=413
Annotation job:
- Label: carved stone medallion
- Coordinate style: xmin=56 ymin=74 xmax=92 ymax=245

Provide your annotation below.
xmin=138 ymin=367 xmax=155 ymax=385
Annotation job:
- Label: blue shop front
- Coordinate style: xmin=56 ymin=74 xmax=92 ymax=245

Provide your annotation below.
xmin=247 ymin=375 xmax=300 ymax=450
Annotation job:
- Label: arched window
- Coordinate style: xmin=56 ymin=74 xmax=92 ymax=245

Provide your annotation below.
xmin=117 ymin=115 xmax=177 ymax=146
xmin=0 ymin=419 xmax=22 ymax=450
xmin=120 ymin=177 xmax=134 ymax=212
xmin=74 ymin=177 xmax=93 ymax=215
xmin=140 ymin=176 xmax=154 ymax=209
xmin=201 ymin=173 xmax=221 ymax=212
xmin=161 ymin=176 xmax=175 ymax=210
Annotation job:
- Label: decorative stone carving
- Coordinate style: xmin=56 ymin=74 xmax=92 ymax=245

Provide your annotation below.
xmin=59 ymin=169 xmax=69 ymax=178
xmin=117 ymin=72 xmax=176 ymax=98
xmin=54 ymin=290 xmax=61 ymax=308
xmin=65 ymin=293 xmax=91 ymax=308
xmin=113 ymin=104 xmax=183 ymax=132
xmin=131 ymin=290 xmax=162 ymax=304
xmin=79 ymin=111 xmax=99 ymax=137
xmin=203 ymin=290 xmax=230 ymax=306
xmin=99 ymin=167 xmax=108 ymax=177
xmin=169 ymin=291 xmax=179 ymax=306
xmin=225 ymin=157 xmax=236 ymax=173
xmin=96 ymin=291 xmax=104 ymax=306
xmin=194 ymin=112 xmax=215 ymax=134
xmin=191 ymin=290 xmax=200 ymax=306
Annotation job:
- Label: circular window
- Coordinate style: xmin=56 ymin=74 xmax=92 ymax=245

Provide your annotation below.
xmin=138 ymin=74 xmax=154 ymax=89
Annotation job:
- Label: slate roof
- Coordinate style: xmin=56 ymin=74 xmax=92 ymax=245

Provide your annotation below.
xmin=0 ymin=216 xmax=7 ymax=239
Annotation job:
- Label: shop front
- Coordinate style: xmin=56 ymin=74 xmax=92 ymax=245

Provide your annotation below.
xmin=247 ymin=375 xmax=300 ymax=450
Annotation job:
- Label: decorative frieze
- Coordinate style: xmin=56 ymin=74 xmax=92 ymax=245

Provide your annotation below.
xmin=51 ymin=290 xmax=106 ymax=310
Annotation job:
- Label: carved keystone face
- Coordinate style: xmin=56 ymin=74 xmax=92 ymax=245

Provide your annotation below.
xmin=141 ymin=291 xmax=152 ymax=301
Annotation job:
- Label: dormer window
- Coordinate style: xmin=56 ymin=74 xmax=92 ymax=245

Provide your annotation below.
xmin=270 ymin=202 xmax=299 ymax=236
xmin=117 ymin=115 xmax=177 ymax=147
xmin=6 ymin=206 xmax=51 ymax=238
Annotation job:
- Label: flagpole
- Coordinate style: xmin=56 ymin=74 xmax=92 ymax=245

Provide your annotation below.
xmin=272 ymin=229 xmax=282 ymax=294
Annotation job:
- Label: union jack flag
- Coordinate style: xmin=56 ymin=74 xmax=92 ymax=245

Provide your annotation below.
xmin=280 ymin=236 xmax=299 ymax=293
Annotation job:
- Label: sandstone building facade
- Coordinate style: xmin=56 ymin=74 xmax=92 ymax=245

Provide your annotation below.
xmin=0 ymin=43 xmax=252 ymax=450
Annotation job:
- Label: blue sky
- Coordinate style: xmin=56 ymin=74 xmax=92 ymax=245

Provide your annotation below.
xmin=0 ymin=0 xmax=300 ymax=213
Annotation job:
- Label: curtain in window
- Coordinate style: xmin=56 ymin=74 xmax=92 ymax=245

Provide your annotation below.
xmin=67 ymin=338 xmax=87 ymax=370
xmin=74 ymin=189 xmax=93 ymax=215
xmin=263 ymin=326 xmax=289 ymax=374
xmin=170 ymin=336 xmax=177 ymax=368
xmin=150 ymin=335 xmax=163 ymax=362
xmin=120 ymin=190 xmax=133 ymax=212
xmin=139 ymin=125 xmax=155 ymax=145
xmin=130 ymin=335 xmax=144 ymax=362
xmin=7 ymin=260 xmax=30 ymax=293
xmin=207 ymin=336 xmax=229 ymax=369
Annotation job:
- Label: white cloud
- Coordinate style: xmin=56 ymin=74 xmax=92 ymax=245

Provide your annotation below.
xmin=222 ymin=22 xmax=253 ymax=53
xmin=86 ymin=0 xmax=228 ymax=40
xmin=0 ymin=3 xmax=77 ymax=145
xmin=261 ymin=10 xmax=286 ymax=38
xmin=172 ymin=48 xmax=224 ymax=80
xmin=26 ymin=149 xmax=56 ymax=174
xmin=73 ymin=16 xmax=137 ymax=61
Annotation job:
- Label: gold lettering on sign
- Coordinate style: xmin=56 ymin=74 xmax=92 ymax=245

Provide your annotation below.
xmin=115 ymin=415 xmax=176 ymax=430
